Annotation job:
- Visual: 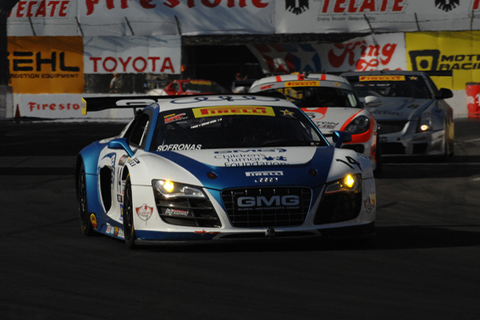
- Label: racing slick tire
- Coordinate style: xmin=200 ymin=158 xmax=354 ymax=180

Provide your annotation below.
xmin=123 ymin=176 xmax=137 ymax=249
xmin=77 ymin=162 xmax=95 ymax=236
xmin=374 ymin=140 xmax=383 ymax=178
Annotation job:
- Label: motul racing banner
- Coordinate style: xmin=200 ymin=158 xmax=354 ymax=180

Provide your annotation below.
xmin=247 ymin=33 xmax=407 ymax=74
xmin=8 ymin=0 xmax=274 ymax=36
xmin=83 ymin=35 xmax=181 ymax=74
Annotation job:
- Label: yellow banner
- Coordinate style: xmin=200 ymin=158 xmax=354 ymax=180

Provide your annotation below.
xmin=8 ymin=36 xmax=84 ymax=94
xmin=193 ymin=106 xmax=275 ymax=118
xmin=406 ymin=31 xmax=480 ymax=90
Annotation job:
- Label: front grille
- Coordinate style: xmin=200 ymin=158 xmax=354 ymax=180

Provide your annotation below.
xmin=378 ymin=121 xmax=407 ymax=134
xmin=380 ymin=142 xmax=405 ymax=155
xmin=221 ymin=187 xmax=312 ymax=228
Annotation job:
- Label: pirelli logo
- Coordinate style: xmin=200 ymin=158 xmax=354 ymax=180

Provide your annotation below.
xmin=285 ymin=81 xmax=320 ymax=87
xmin=193 ymin=106 xmax=275 ymax=118
xmin=359 ymin=76 xmax=406 ymax=81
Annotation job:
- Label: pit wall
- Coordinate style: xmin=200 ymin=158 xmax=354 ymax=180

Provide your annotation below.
xmin=9 ymin=91 xmax=470 ymax=121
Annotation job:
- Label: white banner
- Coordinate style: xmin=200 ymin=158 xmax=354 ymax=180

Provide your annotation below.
xmin=276 ymin=0 xmax=480 ymax=33
xmin=248 ymin=33 xmax=407 ymax=74
xmin=83 ymin=35 xmax=181 ymax=74
xmin=8 ymin=0 xmax=275 ymax=36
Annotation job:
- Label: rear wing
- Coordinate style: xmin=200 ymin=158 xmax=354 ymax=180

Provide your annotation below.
xmin=81 ymin=96 xmax=170 ymax=115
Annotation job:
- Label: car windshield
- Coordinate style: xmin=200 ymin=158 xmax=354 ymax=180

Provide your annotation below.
xmin=350 ymin=76 xmax=432 ymax=99
xmin=181 ymin=80 xmax=227 ymax=94
xmin=262 ymin=87 xmax=361 ymax=108
xmin=151 ymin=105 xmax=326 ymax=151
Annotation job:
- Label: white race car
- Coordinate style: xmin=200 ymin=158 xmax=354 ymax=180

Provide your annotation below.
xmin=248 ymin=73 xmax=380 ymax=172
xmin=76 ymin=95 xmax=376 ymax=248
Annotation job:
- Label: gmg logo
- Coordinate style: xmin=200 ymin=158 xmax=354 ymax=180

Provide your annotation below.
xmin=237 ymin=195 xmax=300 ymax=208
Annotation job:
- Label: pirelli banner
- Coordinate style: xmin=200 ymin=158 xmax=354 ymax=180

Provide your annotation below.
xmin=9 ymin=36 xmax=84 ymax=94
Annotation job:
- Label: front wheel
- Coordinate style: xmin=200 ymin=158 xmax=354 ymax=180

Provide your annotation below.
xmin=77 ymin=162 xmax=95 ymax=236
xmin=123 ymin=176 xmax=137 ymax=249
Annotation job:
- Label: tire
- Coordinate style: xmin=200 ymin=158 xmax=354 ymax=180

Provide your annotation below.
xmin=77 ymin=162 xmax=95 ymax=236
xmin=123 ymin=176 xmax=137 ymax=249
xmin=373 ymin=138 xmax=383 ymax=178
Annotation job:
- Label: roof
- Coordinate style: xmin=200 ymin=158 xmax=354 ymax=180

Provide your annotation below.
xmin=249 ymin=73 xmax=352 ymax=92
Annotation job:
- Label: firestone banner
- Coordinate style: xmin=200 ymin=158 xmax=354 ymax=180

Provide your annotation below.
xmin=248 ymin=33 xmax=406 ymax=74
xmin=8 ymin=0 xmax=274 ymax=36
xmin=83 ymin=36 xmax=181 ymax=74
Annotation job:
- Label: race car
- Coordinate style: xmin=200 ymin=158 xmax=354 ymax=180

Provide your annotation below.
xmin=341 ymin=70 xmax=455 ymax=158
xmin=76 ymin=94 xmax=376 ymax=248
xmin=148 ymin=79 xmax=228 ymax=96
xmin=248 ymin=73 xmax=379 ymax=171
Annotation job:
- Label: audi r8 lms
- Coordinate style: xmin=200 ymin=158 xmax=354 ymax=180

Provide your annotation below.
xmin=76 ymin=94 xmax=376 ymax=248
xmin=341 ymin=70 xmax=454 ymax=159
xmin=248 ymin=73 xmax=379 ymax=171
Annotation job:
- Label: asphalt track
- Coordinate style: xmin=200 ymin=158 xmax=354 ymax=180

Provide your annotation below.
xmin=1 ymin=118 xmax=480 ymax=320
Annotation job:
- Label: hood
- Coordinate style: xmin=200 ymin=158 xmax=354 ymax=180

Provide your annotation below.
xmin=302 ymin=107 xmax=363 ymax=135
xmin=365 ymin=97 xmax=433 ymax=121
xmin=154 ymin=146 xmax=335 ymax=190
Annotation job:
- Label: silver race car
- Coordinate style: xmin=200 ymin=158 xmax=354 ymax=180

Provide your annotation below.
xmin=342 ymin=71 xmax=454 ymax=159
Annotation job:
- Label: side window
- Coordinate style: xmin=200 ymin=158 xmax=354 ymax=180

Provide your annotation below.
xmin=127 ymin=113 xmax=150 ymax=148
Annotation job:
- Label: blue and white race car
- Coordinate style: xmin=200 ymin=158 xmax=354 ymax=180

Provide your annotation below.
xmin=76 ymin=95 xmax=376 ymax=248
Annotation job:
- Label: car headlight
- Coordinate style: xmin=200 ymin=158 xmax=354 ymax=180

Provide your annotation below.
xmin=344 ymin=115 xmax=370 ymax=134
xmin=314 ymin=173 xmax=362 ymax=224
xmin=325 ymin=173 xmax=361 ymax=194
xmin=417 ymin=112 xmax=432 ymax=132
xmin=152 ymin=179 xmax=206 ymax=199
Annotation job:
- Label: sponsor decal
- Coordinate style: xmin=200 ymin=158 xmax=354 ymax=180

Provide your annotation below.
xmin=359 ymin=75 xmax=406 ymax=81
xmin=9 ymin=1 xmax=72 ymax=18
xmin=190 ymin=80 xmax=212 ymax=85
xmin=90 ymin=214 xmax=97 ymax=229
xmin=237 ymin=195 xmax=300 ymax=210
xmin=260 ymin=84 xmax=274 ymax=90
xmin=364 ymin=194 xmax=376 ymax=214
xmin=164 ymin=112 xmax=187 ymax=124
xmin=106 ymin=223 xmax=124 ymax=238
xmin=157 ymin=144 xmax=202 ymax=151
xmin=245 ymin=171 xmax=283 ymax=177
xmin=314 ymin=121 xmax=339 ymax=129
xmin=165 ymin=208 xmax=189 ymax=217
xmin=215 ymin=151 xmax=288 ymax=167
xmin=193 ymin=106 xmax=275 ymax=118
xmin=128 ymin=158 xmax=140 ymax=166
xmin=280 ymin=109 xmax=294 ymax=117
xmin=336 ymin=156 xmax=362 ymax=170
xmin=304 ymin=108 xmax=328 ymax=121
xmin=118 ymin=155 xmax=128 ymax=166
xmin=285 ymin=81 xmax=320 ymax=87
xmin=136 ymin=204 xmax=153 ymax=221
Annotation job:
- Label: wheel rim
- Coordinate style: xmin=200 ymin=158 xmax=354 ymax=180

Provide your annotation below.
xmin=124 ymin=181 xmax=134 ymax=241
xmin=78 ymin=168 xmax=89 ymax=231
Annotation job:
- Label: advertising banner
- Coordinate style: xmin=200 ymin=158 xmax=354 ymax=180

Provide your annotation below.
xmin=276 ymin=0 xmax=480 ymax=34
xmin=14 ymin=93 xmax=133 ymax=119
xmin=248 ymin=33 xmax=406 ymax=74
xmin=8 ymin=36 xmax=84 ymax=94
xmin=8 ymin=0 xmax=274 ymax=37
xmin=405 ymin=31 xmax=480 ymax=90
xmin=83 ymin=35 xmax=181 ymax=74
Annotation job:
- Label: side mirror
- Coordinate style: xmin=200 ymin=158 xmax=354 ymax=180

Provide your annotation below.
xmin=437 ymin=88 xmax=453 ymax=99
xmin=364 ymin=95 xmax=382 ymax=108
xmin=332 ymin=131 xmax=352 ymax=148
xmin=108 ymin=138 xmax=135 ymax=157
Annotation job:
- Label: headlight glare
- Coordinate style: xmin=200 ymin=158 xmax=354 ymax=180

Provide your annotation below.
xmin=325 ymin=174 xmax=361 ymax=194
xmin=417 ymin=113 xmax=432 ymax=132
xmin=152 ymin=179 xmax=206 ymax=199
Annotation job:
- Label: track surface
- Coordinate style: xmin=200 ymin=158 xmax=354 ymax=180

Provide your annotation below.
xmin=1 ymin=119 xmax=480 ymax=320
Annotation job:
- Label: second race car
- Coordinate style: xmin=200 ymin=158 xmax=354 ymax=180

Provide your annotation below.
xmin=249 ymin=73 xmax=379 ymax=171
